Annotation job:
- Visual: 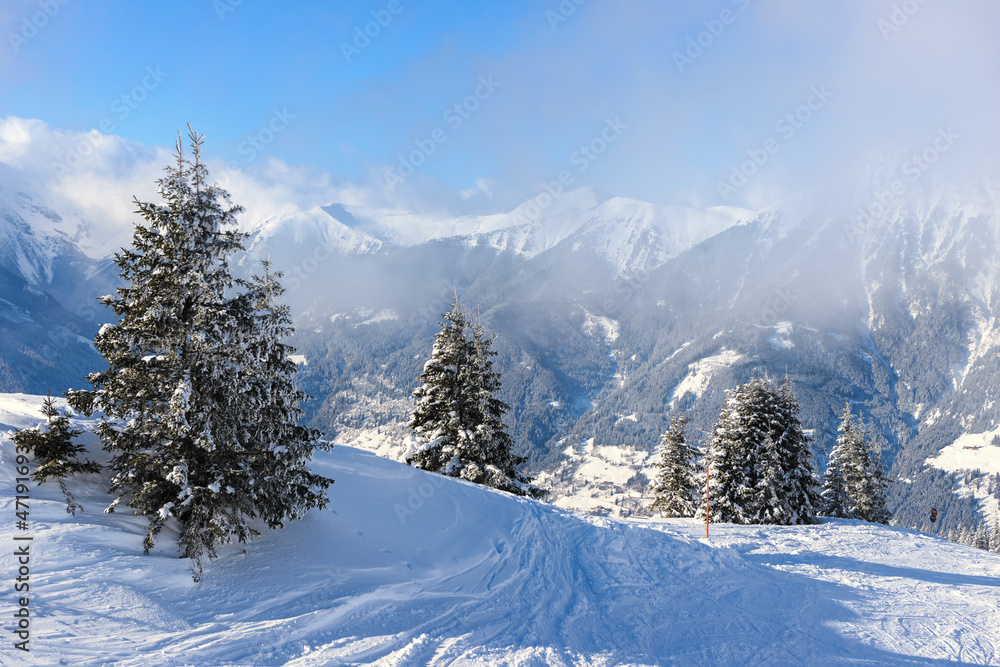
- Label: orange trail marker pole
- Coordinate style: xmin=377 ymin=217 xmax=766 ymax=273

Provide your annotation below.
xmin=705 ymin=466 xmax=710 ymax=539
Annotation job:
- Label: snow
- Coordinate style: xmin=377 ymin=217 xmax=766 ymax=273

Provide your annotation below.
xmin=581 ymin=311 xmax=619 ymax=343
xmin=954 ymin=308 xmax=999 ymax=391
xmin=3 ymin=393 xmax=1000 ymax=665
xmin=659 ymin=339 xmax=693 ymax=364
xmin=327 ymin=309 xmax=398 ymax=327
xmin=767 ymin=321 xmax=795 ymax=349
xmin=249 ymin=205 xmax=384 ymax=258
xmin=0 ymin=392 xmax=72 ymax=431
xmin=926 ymin=427 xmax=1000 ymax=476
xmin=243 ymin=188 xmax=750 ymax=277
xmin=287 ymin=354 xmax=308 ymax=366
xmin=0 ymin=168 xmax=111 ymax=284
xmin=926 ymin=427 xmax=1000 ymax=524
xmin=0 ymin=298 xmax=32 ymax=323
xmin=669 ymin=348 xmax=745 ymax=407
xmin=537 ymin=437 xmax=655 ymax=517
xmin=359 ymin=309 xmax=398 ymax=326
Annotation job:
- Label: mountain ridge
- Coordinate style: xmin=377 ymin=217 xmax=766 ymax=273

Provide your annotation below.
xmin=2 ymin=163 xmax=1000 ymax=538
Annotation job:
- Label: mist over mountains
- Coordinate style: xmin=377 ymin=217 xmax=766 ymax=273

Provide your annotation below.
xmin=2 ymin=156 xmax=999 ymax=536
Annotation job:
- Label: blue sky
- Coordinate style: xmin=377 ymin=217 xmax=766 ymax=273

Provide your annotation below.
xmin=1 ymin=0 xmax=997 ymax=215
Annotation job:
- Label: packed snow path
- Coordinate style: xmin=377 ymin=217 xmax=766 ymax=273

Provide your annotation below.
xmin=2 ymin=394 xmax=1000 ymax=665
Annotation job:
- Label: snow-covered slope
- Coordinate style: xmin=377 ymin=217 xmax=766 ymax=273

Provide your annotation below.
xmin=0 ymin=164 xmax=103 ymax=284
xmin=244 ymin=204 xmax=386 ymax=261
xmin=3 ymin=393 xmax=1000 ymax=666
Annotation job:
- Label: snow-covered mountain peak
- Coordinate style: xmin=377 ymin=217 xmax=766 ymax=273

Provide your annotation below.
xmin=561 ymin=197 xmax=751 ymax=273
xmin=240 ymin=188 xmax=751 ymax=276
xmin=0 ymin=167 xmax=102 ymax=284
xmin=246 ymin=204 xmax=385 ymax=259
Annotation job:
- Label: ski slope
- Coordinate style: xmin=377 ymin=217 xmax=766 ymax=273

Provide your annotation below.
xmin=3 ymin=393 xmax=1000 ymax=665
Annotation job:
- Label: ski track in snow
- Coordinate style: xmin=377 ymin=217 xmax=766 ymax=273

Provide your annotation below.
xmin=3 ymin=394 xmax=1000 ymax=665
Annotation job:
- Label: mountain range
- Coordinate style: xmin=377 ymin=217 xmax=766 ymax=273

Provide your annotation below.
xmin=3 ymin=157 xmax=1000 ymax=537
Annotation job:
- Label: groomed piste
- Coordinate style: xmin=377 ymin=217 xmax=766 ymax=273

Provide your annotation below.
xmin=3 ymin=393 xmax=1000 ymax=666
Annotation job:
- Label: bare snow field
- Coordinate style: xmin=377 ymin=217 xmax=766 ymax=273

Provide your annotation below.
xmin=3 ymin=393 xmax=1000 ymax=666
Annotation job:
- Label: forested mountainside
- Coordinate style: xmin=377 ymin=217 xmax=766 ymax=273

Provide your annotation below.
xmin=3 ymin=165 xmax=999 ymax=535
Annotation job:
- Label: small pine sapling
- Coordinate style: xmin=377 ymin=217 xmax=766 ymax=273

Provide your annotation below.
xmin=12 ymin=392 xmax=101 ymax=515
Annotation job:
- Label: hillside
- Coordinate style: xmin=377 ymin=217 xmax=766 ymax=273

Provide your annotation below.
xmin=5 ymin=161 xmax=1000 ymax=541
xmin=3 ymin=393 xmax=1000 ymax=666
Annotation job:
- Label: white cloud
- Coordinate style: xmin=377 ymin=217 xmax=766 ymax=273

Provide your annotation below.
xmin=0 ymin=117 xmax=382 ymax=254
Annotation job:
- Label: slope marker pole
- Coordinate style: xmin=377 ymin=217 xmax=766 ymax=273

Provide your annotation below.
xmin=705 ymin=466 xmax=710 ymax=539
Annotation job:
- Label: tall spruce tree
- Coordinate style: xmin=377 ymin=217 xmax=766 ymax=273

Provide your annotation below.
xmin=407 ymin=294 xmax=542 ymax=497
xmin=12 ymin=392 xmax=101 ymax=515
xmin=705 ymin=377 xmax=778 ymax=524
xmin=648 ymin=413 xmax=701 ymax=518
xmin=704 ymin=375 xmax=818 ymax=525
xmin=775 ymin=377 xmax=820 ymax=524
xmin=232 ymin=261 xmax=332 ymax=529
xmin=69 ymin=128 xmax=331 ymax=578
xmin=822 ymin=403 xmax=890 ymax=524
xmin=754 ymin=435 xmax=789 ymax=524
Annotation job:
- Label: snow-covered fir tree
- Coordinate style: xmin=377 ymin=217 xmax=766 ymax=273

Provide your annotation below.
xmin=972 ymin=522 xmax=990 ymax=550
xmin=821 ymin=403 xmax=891 ymax=524
xmin=648 ymin=413 xmax=701 ymax=517
xmin=223 ymin=260 xmax=332 ymax=531
xmin=775 ymin=377 xmax=821 ymax=524
xmin=704 ymin=375 xmax=818 ymax=525
xmin=69 ymin=128 xmax=331 ymax=578
xmin=705 ymin=377 xmax=779 ymax=524
xmin=819 ymin=442 xmax=851 ymax=518
xmin=12 ymin=392 xmax=101 ymax=515
xmin=852 ymin=447 xmax=891 ymax=525
xmin=991 ymin=514 xmax=1000 ymax=554
xmin=407 ymin=294 xmax=543 ymax=497
xmin=754 ymin=435 xmax=788 ymax=524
